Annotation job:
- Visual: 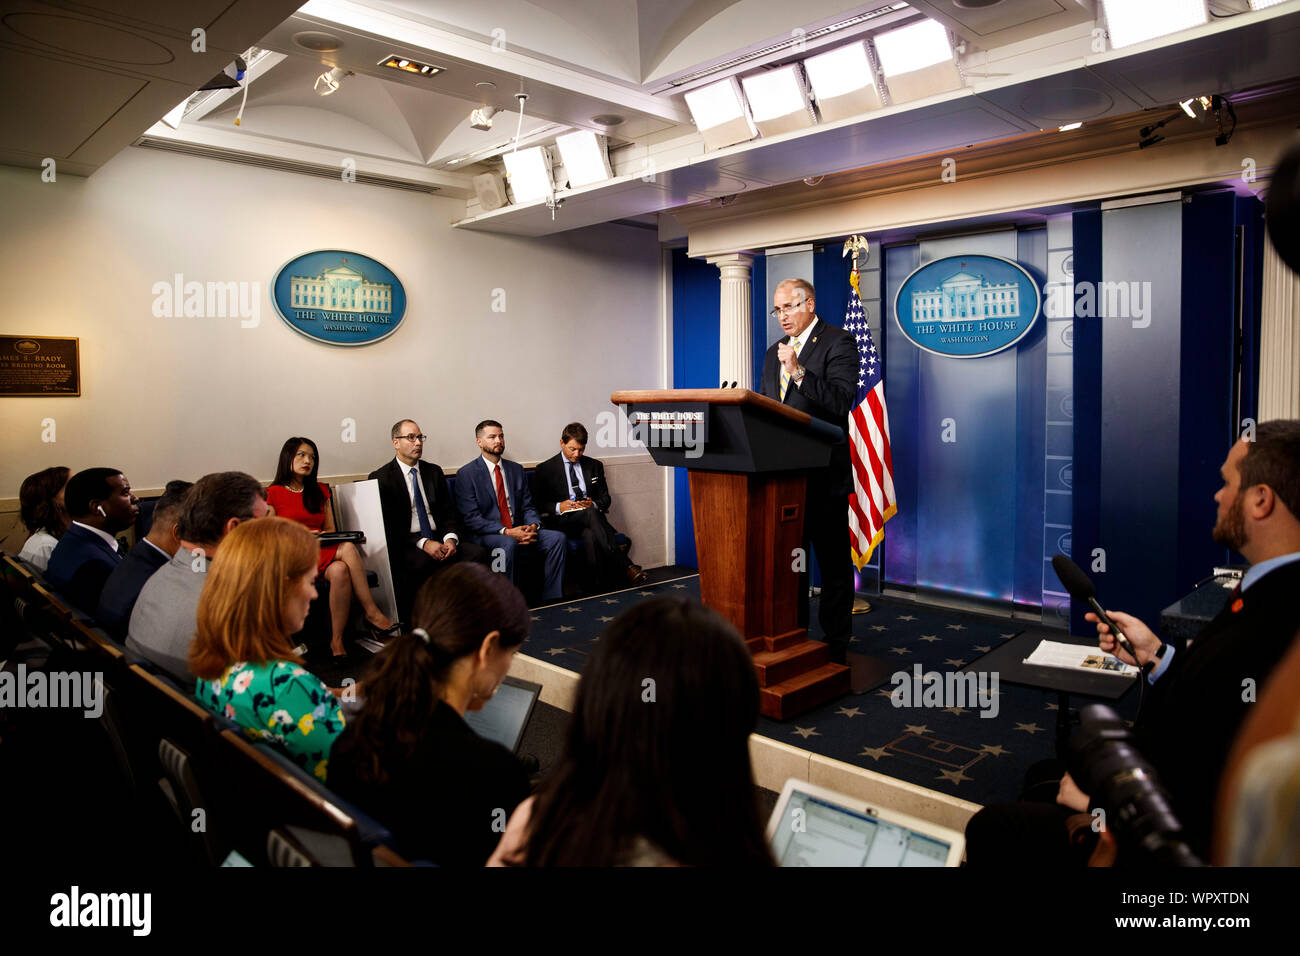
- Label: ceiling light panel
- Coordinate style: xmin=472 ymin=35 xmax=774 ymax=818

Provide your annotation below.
xmin=873 ymin=19 xmax=953 ymax=77
xmin=804 ymin=40 xmax=882 ymax=122
xmin=502 ymin=146 xmax=554 ymax=203
xmin=684 ymin=77 xmax=757 ymax=150
xmin=1100 ymin=0 xmax=1209 ymax=50
xmin=741 ymin=65 xmax=814 ymax=137
xmin=555 ymin=131 xmax=613 ymax=188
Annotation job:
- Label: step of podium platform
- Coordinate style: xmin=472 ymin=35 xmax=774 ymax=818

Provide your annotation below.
xmin=744 ymin=629 xmax=806 ymax=654
xmin=752 ymin=640 xmax=828 ymax=687
xmin=759 ymin=663 xmax=851 ymax=720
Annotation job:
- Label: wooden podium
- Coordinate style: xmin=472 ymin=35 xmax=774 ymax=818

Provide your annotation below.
xmin=611 ymin=388 xmax=851 ymax=719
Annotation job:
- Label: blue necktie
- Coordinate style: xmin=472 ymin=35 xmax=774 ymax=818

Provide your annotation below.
xmin=567 ymin=462 xmax=582 ymax=499
xmin=410 ymin=467 xmax=435 ymax=539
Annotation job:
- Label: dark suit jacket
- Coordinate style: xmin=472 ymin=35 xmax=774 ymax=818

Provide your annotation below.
xmin=1133 ymin=559 xmax=1300 ymax=860
xmin=530 ymin=453 xmax=612 ymax=519
xmin=95 ymin=538 xmax=170 ymax=639
xmin=455 ymin=456 xmax=541 ymax=537
xmin=759 ymin=317 xmax=859 ymax=495
xmin=44 ymin=523 xmax=123 ymax=614
xmin=368 ymin=458 xmax=463 ymax=572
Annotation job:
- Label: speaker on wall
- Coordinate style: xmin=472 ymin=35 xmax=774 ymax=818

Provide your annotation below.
xmin=473 ymin=172 xmax=508 ymax=212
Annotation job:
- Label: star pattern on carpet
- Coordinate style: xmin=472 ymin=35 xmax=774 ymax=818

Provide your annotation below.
xmin=672 ymin=583 xmax=687 ymax=589
xmin=602 ymin=599 xmax=620 ymax=605
xmin=849 ymin=636 xmax=860 ymax=643
xmin=530 ymin=615 xmax=542 ymax=622
xmin=1045 ymin=702 xmax=1059 ymax=711
xmin=944 ymin=659 xmax=966 ymax=668
xmin=999 ymin=632 xmax=1016 ymax=639
xmin=860 ymin=745 xmax=890 ymax=761
xmin=979 ymin=744 xmax=1011 ymax=756
xmin=792 ymin=726 xmax=820 ymax=739
xmin=919 ymin=634 xmax=939 ymax=642
xmin=565 ymin=606 xmax=583 ymax=613
xmin=889 ymin=646 xmax=911 ymax=655
xmin=937 ymin=769 xmax=972 ymax=785
xmin=870 ymin=624 xmax=888 ymax=631
xmin=946 ymin=624 xmax=966 ymax=631
xmin=876 ymin=689 xmax=895 ymax=699
xmin=1015 ymin=722 xmax=1043 ymax=734
xmin=639 ymin=591 xmax=654 ymax=596
xmin=836 ymin=706 xmax=863 ymax=718
xmin=544 ymin=647 xmax=567 ymax=657
xmin=973 ymin=645 xmax=991 ymax=653
xmin=554 ymin=625 xmax=574 ymax=633
xmin=598 ymin=616 xmax=614 ymax=622
xmin=897 ymin=615 xmax=916 ymax=621
xmin=904 ymin=724 xmax=931 ymax=735
xmin=943 ymin=706 xmax=967 ymax=716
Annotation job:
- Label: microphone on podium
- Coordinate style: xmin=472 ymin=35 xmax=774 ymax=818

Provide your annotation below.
xmin=1051 ymin=554 xmax=1142 ymax=666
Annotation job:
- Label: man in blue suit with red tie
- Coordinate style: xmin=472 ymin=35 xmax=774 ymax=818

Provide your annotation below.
xmin=455 ymin=420 xmax=566 ymax=602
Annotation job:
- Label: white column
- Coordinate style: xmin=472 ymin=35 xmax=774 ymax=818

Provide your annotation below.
xmin=707 ymin=253 xmax=754 ymax=390
xmin=1258 ymin=232 xmax=1300 ymax=420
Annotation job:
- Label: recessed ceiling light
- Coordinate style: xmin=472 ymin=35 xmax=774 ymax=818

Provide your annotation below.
xmin=591 ymin=114 xmax=624 ymax=127
xmin=380 ymin=54 xmax=444 ymax=77
xmin=293 ymin=32 xmax=342 ymax=53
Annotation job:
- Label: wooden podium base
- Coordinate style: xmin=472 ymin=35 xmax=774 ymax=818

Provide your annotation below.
xmin=744 ymin=630 xmax=851 ymax=720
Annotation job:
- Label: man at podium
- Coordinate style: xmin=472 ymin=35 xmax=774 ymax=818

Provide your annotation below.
xmin=759 ymin=278 xmax=859 ymax=664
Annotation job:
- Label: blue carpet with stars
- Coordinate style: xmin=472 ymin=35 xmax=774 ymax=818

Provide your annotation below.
xmin=525 ymin=574 xmax=1139 ymax=807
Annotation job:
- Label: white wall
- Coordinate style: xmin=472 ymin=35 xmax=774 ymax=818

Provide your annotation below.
xmin=0 ymin=148 xmax=665 ymax=493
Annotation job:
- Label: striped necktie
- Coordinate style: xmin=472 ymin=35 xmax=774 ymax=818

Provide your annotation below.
xmin=780 ymin=335 xmax=800 ymax=400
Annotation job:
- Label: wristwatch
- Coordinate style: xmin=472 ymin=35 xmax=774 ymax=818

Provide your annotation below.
xmin=792 ymin=364 xmax=806 ymax=383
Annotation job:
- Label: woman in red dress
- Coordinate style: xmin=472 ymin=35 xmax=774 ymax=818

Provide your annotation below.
xmin=267 ymin=437 xmax=397 ymax=659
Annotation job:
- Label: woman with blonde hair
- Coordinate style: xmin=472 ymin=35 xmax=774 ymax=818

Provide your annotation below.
xmin=190 ymin=516 xmax=345 ymax=781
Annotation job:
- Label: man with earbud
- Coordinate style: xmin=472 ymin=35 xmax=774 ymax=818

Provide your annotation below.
xmin=45 ymin=467 xmax=140 ymax=614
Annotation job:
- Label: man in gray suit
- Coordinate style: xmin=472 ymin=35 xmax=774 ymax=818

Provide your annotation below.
xmin=127 ymin=472 xmax=267 ymax=684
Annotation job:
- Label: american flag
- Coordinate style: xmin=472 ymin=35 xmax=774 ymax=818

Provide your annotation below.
xmin=844 ymin=271 xmax=896 ymax=568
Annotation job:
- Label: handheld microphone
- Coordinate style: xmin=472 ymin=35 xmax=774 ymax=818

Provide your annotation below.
xmin=1051 ymin=554 xmax=1143 ymax=666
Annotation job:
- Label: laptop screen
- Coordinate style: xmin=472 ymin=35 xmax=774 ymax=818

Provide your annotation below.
xmin=770 ymin=790 xmax=953 ymax=867
xmin=463 ymin=676 xmax=539 ymax=754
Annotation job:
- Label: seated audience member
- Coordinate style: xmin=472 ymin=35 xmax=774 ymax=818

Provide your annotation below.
xmin=190 ymin=517 xmax=345 ymax=781
xmin=16 ymin=465 xmax=70 ymax=572
xmin=268 ymin=436 xmax=397 ymax=658
xmin=1215 ymin=625 xmax=1300 ymax=865
xmin=329 ymin=563 xmax=532 ymax=865
xmin=488 ymin=596 xmax=774 ymax=867
xmin=531 ymin=422 xmax=646 ymax=592
xmin=966 ymin=420 xmax=1300 ymax=865
xmin=45 ymin=468 xmax=140 ymax=612
xmin=455 ymin=420 xmax=565 ymax=602
xmin=128 ymin=471 xmax=267 ymax=683
xmin=95 ymin=479 xmax=192 ymax=639
xmin=369 ymin=419 xmax=487 ymax=624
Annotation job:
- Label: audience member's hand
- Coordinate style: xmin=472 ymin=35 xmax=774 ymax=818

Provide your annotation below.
xmin=1056 ymin=772 xmax=1091 ymax=813
xmin=575 ymin=498 xmax=594 ymax=510
xmin=558 ymin=500 xmax=578 ymax=513
xmin=423 ymin=539 xmax=448 ymax=560
xmin=505 ymin=526 xmax=528 ymax=543
xmin=1084 ymin=609 xmax=1159 ymax=667
xmin=520 ymin=524 xmax=539 ymax=544
xmin=442 ymin=538 xmax=457 ymax=558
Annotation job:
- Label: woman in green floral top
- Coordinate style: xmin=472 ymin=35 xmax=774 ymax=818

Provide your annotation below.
xmin=189 ymin=516 xmax=345 ymax=780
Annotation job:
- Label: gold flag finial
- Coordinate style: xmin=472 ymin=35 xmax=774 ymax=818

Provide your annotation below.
xmin=841 ymin=235 xmax=869 ymax=272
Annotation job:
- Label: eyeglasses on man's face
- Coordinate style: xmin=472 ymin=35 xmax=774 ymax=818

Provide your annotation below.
xmin=398 ymin=434 xmax=427 ymax=443
xmin=770 ymin=299 xmax=809 ymax=320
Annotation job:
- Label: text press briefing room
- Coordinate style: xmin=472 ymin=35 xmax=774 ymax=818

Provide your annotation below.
xmin=2 ymin=0 xmax=1300 ymax=927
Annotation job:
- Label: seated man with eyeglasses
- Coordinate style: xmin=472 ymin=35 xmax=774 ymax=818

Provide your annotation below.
xmin=369 ymin=419 xmax=489 ymax=623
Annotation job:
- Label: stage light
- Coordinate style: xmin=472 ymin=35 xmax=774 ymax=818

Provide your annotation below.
xmin=555 ymin=130 xmax=613 ymax=188
xmin=314 ymin=67 xmax=344 ymax=96
xmin=1058 ymin=122 xmax=1082 ymax=131
xmin=502 ymin=146 xmax=554 ymax=203
xmin=803 ymin=40 xmax=882 ymax=123
xmin=741 ymin=64 xmax=814 ymax=137
xmin=1099 ymin=0 xmax=1208 ymax=50
xmin=469 ymin=106 xmax=496 ymax=130
xmin=1248 ymin=0 xmax=1286 ymax=9
xmin=873 ymin=19 xmax=962 ymax=103
xmin=684 ymin=77 xmax=756 ymax=150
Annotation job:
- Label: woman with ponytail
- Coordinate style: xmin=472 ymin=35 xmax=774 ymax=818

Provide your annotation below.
xmin=327 ymin=562 xmax=532 ymax=865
